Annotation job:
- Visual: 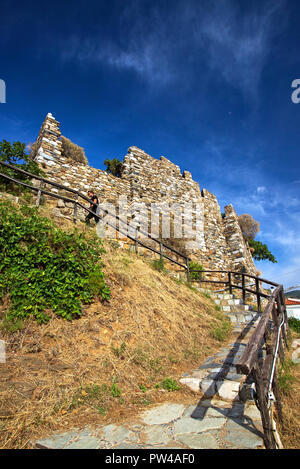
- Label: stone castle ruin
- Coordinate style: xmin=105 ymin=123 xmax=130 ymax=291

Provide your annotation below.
xmin=30 ymin=113 xmax=257 ymax=276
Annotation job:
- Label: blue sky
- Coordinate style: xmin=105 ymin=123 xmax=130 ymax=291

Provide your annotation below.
xmin=1 ymin=0 xmax=300 ymax=288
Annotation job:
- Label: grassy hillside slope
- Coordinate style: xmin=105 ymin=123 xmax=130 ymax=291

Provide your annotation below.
xmin=0 ymin=199 xmax=232 ymax=448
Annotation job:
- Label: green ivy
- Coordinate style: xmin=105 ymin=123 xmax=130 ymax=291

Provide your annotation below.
xmin=0 ymin=202 xmax=110 ymax=325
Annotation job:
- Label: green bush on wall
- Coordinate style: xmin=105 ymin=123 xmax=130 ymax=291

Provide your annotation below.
xmin=0 ymin=202 xmax=110 ymax=325
xmin=188 ymin=261 xmax=204 ymax=281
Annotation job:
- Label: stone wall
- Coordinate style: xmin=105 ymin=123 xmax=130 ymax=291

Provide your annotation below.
xmin=30 ymin=113 xmax=257 ymax=276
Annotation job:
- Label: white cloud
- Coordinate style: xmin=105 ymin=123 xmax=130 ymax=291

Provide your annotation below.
xmin=193 ymin=0 xmax=287 ymax=98
xmin=55 ymin=0 xmax=287 ymax=95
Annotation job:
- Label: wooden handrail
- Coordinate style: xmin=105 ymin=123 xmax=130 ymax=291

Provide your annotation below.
xmin=1 ymin=160 xmax=289 ymax=448
xmin=235 ymin=284 xmax=289 ymax=449
xmin=0 ymin=161 xmax=190 ymax=266
xmin=0 ymin=161 xmax=282 ymax=291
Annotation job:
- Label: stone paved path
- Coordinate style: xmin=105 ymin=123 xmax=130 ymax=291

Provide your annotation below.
xmin=34 ymin=320 xmax=265 ymax=450
xmin=35 ymin=399 xmax=264 ymax=450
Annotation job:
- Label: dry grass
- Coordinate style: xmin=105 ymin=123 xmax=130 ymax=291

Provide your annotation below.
xmin=0 ymin=214 xmax=231 ymax=449
xmin=277 ymin=331 xmax=300 ymax=449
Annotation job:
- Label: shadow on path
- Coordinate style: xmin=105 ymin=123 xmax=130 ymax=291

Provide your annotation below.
xmin=191 ymin=314 xmax=264 ymax=439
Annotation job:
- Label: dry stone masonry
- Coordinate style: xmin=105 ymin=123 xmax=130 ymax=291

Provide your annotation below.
xmin=30 ymin=113 xmax=257 ymax=276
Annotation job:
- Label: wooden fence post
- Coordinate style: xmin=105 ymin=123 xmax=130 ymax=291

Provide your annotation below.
xmin=228 ymin=272 xmax=232 ymax=295
xmin=199 ymin=270 xmax=202 ymax=290
xmin=256 ymin=277 xmax=261 ymax=313
xmin=36 ymin=180 xmax=44 ymax=208
xmin=242 ymin=274 xmax=246 ymax=304
xmin=279 ymin=289 xmax=289 ymax=349
xmin=273 ymin=300 xmax=285 ymax=362
xmin=159 ymin=242 xmax=163 ymax=262
xmin=253 ymin=365 xmax=277 ymax=449
xmin=73 ymin=195 xmax=78 ymax=224
xmin=186 ymin=258 xmax=190 ymax=283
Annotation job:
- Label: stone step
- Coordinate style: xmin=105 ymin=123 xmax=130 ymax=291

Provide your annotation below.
xmin=227 ymin=313 xmax=259 ymax=324
xmin=215 ymin=298 xmax=243 ymax=306
xmin=211 ymin=293 xmax=235 ymax=300
xmin=222 ymin=304 xmax=254 ymax=313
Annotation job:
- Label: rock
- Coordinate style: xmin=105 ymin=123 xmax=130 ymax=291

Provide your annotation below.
xmin=292 ymin=339 xmax=300 ymax=350
xmin=292 ymin=348 xmax=300 ymax=364
xmin=174 ymin=416 xmax=226 ymax=435
xmin=176 ymin=432 xmax=219 ymax=449
xmin=64 ymin=436 xmax=102 ymax=449
xmin=243 ymin=404 xmax=262 ymax=421
xmin=200 ymin=379 xmax=217 ymax=397
xmin=141 ymin=404 xmax=185 ymax=425
xmin=179 ymin=377 xmax=201 ymax=393
xmin=57 ymin=199 xmax=65 ymax=208
xmin=142 ymin=426 xmax=172 ymax=445
xmin=100 ymin=425 xmax=133 ymax=444
xmin=35 ymin=430 xmax=80 ymax=449
xmin=223 ymin=419 xmax=263 ymax=449
xmin=216 ymin=380 xmax=240 ymax=401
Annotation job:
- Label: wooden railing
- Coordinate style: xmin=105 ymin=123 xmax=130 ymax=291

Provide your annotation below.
xmin=0 ymin=160 xmax=290 ymax=449
xmin=188 ymin=269 xmax=279 ymax=312
xmin=236 ymin=285 xmax=289 ymax=449
xmin=0 ymin=161 xmax=190 ymax=270
xmin=188 ymin=269 xmax=289 ymax=449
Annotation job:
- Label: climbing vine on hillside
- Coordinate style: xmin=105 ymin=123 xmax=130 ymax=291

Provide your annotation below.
xmin=0 ymin=202 xmax=110 ymax=325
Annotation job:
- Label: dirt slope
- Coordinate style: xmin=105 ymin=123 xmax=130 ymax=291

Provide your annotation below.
xmin=0 ymin=205 xmax=232 ymax=449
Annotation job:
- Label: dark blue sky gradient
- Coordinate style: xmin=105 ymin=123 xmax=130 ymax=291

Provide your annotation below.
xmin=1 ymin=0 xmax=300 ymax=287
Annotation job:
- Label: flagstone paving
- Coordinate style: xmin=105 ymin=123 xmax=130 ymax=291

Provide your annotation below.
xmin=35 ymin=398 xmax=264 ymax=449
xmin=34 ymin=325 xmax=265 ymax=450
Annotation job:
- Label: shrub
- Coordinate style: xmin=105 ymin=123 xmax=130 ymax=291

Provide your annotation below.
xmin=61 ymin=136 xmax=88 ymax=165
xmin=288 ymin=317 xmax=300 ymax=334
xmin=155 ymin=378 xmax=180 ymax=392
xmin=188 ymin=261 xmax=204 ymax=281
xmin=152 ymin=258 xmax=166 ymax=272
xmin=0 ymin=140 xmax=45 ymax=194
xmin=238 ymin=214 xmax=260 ymax=241
xmin=104 ymin=158 xmax=123 ymax=177
xmin=0 ymin=202 xmax=110 ymax=325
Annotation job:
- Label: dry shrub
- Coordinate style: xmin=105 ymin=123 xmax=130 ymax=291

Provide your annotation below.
xmin=238 ymin=214 xmax=260 ymax=241
xmin=61 ymin=136 xmax=88 ymax=165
